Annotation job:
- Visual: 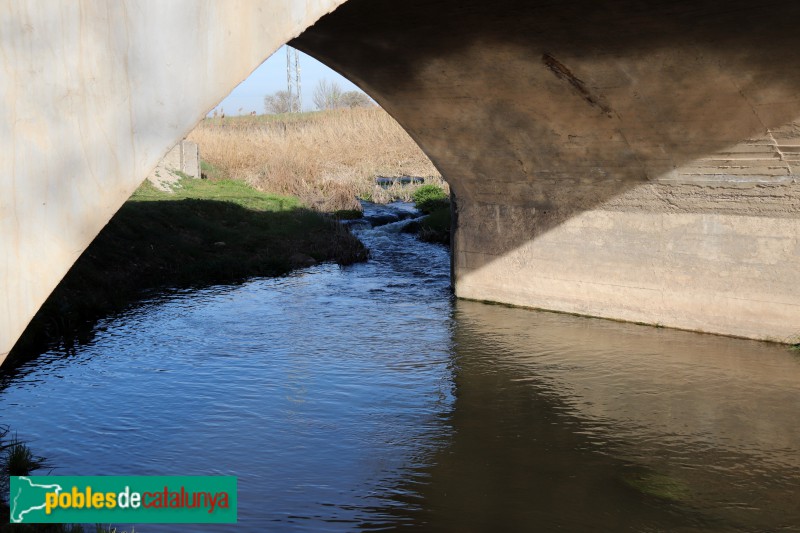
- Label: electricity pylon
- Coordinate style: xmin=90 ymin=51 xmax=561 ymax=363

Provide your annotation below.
xmin=286 ymin=46 xmax=301 ymax=113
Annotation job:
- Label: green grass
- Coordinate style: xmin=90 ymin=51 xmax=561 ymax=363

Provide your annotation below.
xmin=412 ymin=184 xmax=449 ymax=214
xmin=408 ymin=184 xmax=451 ymax=244
xmin=0 ymin=427 xmax=54 ymax=531
xmin=6 ymin=179 xmax=367 ymax=365
xmin=418 ymin=206 xmax=451 ymax=245
xmin=131 ymin=177 xmax=301 ymax=209
xmin=331 ymin=209 xmax=363 ymax=220
xmin=206 ymin=110 xmax=322 ymax=126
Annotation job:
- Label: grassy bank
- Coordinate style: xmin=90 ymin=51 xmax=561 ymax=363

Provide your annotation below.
xmin=408 ymin=185 xmax=452 ymax=245
xmin=188 ymin=108 xmax=448 ymax=212
xmin=7 ymin=179 xmax=366 ymax=365
xmin=417 ymin=206 xmax=452 ymax=244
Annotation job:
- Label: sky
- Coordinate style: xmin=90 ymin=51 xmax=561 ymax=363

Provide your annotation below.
xmin=210 ymin=46 xmax=363 ymax=116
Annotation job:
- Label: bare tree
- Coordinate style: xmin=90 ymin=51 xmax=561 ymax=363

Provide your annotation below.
xmin=264 ymin=90 xmax=298 ymax=115
xmin=313 ymin=79 xmax=344 ymax=110
xmin=340 ymin=91 xmax=373 ymax=108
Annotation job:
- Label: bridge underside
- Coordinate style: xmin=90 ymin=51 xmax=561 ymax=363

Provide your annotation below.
xmin=2 ymin=1 xmax=800 ymax=366
xmin=293 ymin=0 xmax=800 ymax=342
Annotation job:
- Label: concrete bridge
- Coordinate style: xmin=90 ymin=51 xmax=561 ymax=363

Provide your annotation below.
xmin=2 ymin=0 xmax=799 ymax=364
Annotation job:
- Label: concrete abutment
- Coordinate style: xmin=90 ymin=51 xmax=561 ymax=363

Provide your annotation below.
xmin=453 ymin=185 xmax=800 ymax=341
xmin=294 ymin=0 xmax=800 ymax=343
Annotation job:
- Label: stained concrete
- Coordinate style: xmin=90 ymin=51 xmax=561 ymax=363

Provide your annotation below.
xmin=293 ymin=0 xmax=800 ymax=343
xmin=0 ymin=1 xmax=347 ymax=365
xmin=3 ymin=0 xmax=800 ymax=366
xmin=147 ymin=140 xmax=201 ymax=191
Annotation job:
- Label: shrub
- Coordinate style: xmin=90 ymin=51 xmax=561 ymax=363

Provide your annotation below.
xmin=1 ymin=426 xmax=53 ymax=529
xmin=418 ymin=206 xmax=451 ymax=244
xmin=1 ymin=426 xmax=50 ymax=496
xmin=412 ymin=184 xmax=449 ymax=214
xmin=332 ymin=209 xmax=363 ymax=220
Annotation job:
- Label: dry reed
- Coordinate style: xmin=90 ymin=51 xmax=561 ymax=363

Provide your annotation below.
xmin=188 ymin=108 xmax=446 ymax=212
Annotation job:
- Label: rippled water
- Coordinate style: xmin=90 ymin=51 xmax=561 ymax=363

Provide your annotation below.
xmin=2 ymin=203 xmax=799 ymax=531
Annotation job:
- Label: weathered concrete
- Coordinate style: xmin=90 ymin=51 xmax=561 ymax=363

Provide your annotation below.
xmin=293 ymin=0 xmax=800 ymax=343
xmin=147 ymin=140 xmax=200 ymax=191
xmin=3 ymin=0 xmax=800 ymax=365
xmin=0 ymin=1 xmax=347 ymax=364
xmin=181 ymin=141 xmax=200 ymax=180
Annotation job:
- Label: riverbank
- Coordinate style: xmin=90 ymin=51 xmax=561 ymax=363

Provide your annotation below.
xmin=402 ymin=185 xmax=451 ymax=245
xmin=6 ymin=179 xmax=366 ymax=366
xmin=188 ymin=108 xmax=448 ymax=212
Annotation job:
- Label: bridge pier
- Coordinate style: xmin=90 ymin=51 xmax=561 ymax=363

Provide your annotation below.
xmin=0 ymin=0 xmax=348 ymax=365
xmin=453 ymin=179 xmax=800 ymax=341
xmin=294 ymin=0 xmax=800 ymax=342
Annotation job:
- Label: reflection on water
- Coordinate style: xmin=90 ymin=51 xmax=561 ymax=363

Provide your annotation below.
xmin=1 ymin=203 xmax=799 ymax=531
xmin=397 ymin=302 xmax=800 ymax=532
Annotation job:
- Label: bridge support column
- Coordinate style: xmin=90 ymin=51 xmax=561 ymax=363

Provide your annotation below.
xmin=0 ymin=0 xmax=348 ymax=365
xmin=295 ymin=0 xmax=800 ymax=342
xmin=453 ymin=179 xmax=800 ymax=342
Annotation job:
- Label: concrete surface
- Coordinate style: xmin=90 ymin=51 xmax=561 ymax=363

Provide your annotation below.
xmin=294 ymin=0 xmax=800 ymax=343
xmin=147 ymin=140 xmax=201 ymax=191
xmin=0 ymin=0 xmax=347 ymax=364
xmin=4 ymin=0 xmax=800 ymax=365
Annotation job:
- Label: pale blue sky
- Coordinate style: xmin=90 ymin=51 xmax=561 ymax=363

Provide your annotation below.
xmin=211 ymin=46 xmax=363 ymax=115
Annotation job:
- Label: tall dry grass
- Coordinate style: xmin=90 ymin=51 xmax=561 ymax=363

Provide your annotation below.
xmin=188 ymin=108 xmax=446 ymax=212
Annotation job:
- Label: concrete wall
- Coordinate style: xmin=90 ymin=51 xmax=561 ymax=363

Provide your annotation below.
xmin=294 ymin=0 xmax=800 ymax=343
xmin=0 ymin=1 xmax=347 ymax=364
xmin=147 ymin=140 xmax=201 ymax=190
xmin=3 ymin=0 xmax=800 ymax=366
xmin=455 ymin=180 xmax=800 ymax=341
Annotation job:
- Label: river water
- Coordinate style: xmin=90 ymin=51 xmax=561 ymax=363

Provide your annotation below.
xmin=1 ymin=203 xmax=799 ymax=532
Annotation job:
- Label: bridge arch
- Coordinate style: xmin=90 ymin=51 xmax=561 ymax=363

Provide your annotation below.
xmin=2 ymin=0 xmax=800 ymax=364
xmin=296 ymin=0 xmax=800 ymax=343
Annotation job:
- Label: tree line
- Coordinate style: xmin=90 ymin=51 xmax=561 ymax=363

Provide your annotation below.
xmin=264 ymin=79 xmax=373 ymax=114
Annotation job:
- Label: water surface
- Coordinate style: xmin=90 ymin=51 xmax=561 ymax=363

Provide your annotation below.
xmin=2 ymin=203 xmax=799 ymax=531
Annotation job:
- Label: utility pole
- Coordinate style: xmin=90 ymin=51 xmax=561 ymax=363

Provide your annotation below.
xmin=286 ymin=46 xmax=301 ymax=113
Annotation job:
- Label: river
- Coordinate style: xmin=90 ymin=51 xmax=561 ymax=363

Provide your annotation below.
xmin=1 ymin=202 xmax=799 ymax=531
